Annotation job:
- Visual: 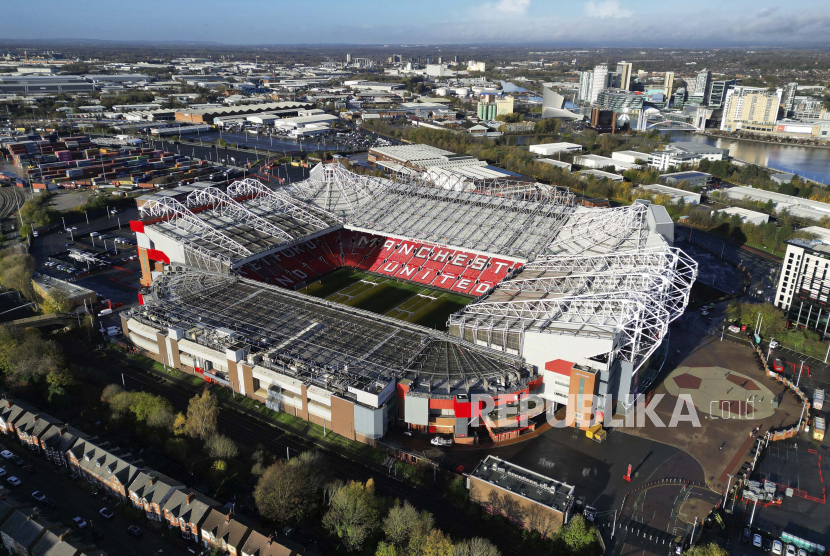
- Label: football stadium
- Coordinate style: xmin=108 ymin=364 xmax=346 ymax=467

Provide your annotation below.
xmin=123 ymin=159 xmax=697 ymax=445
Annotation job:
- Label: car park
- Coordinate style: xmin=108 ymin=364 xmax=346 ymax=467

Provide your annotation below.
xmin=6 ymin=476 xmax=21 ymax=486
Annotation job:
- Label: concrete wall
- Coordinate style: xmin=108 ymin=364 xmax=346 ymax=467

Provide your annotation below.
xmin=330 ymin=396 xmax=355 ymax=440
xmin=469 ymin=475 xmax=565 ymax=533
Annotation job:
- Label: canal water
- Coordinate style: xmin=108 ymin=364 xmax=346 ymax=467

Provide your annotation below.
xmin=669 ymin=131 xmax=830 ymax=185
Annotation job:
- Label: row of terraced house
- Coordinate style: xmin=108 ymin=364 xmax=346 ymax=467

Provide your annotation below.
xmin=0 ymin=398 xmax=306 ymax=556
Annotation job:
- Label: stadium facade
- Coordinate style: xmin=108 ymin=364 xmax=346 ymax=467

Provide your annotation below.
xmin=125 ymin=160 xmax=696 ymax=445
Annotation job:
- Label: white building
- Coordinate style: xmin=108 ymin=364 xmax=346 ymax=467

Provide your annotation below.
xmin=611 ymin=150 xmax=653 ymax=165
xmin=774 ymin=228 xmax=830 ymax=334
xmin=589 ymin=64 xmax=609 ymax=104
xmin=574 ymin=154 xmax=640 ymax=172
xmin=535 ymin=158 xmax=573 ymax=172
xmin=529 ymin=142 xmax=583 ymax=156
xmin=721 ymin=186 xmax=830 ymax=223
xmin=639 ymin=184 xmax=701 ymax=205
xmin=714 ymin=206 xmax=770 ymax=225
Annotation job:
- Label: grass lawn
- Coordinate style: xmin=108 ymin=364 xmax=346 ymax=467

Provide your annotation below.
xmin=302 ymin=268 xmax=363 ymax=298
xmin=410 ymin=295 xmax=469 ymax=330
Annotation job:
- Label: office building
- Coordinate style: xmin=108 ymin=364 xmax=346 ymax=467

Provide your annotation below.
xmin=792 ymin=96 xmax=824 ymax=120
xmin=589 ymin=64 xmax=609 ymax=104
xmin=708 ymin=79 xmax=741 ymax=109
xmin=659 ymin=171 xmax=712 ymax=188
xmin=577 ymin=71 xmax=593 ymax=102
xmin=663 ymin=72 xmax=675 ymax=98
xmin=720 ymin=86 xmax=783 ymax=133
xmin=714 ymin=207 xmax=769 ymax=226
xmin=783 ymin=82 xmax=797 ymax=115
xmin=649 ymin=142 xmax=726 ymax=171
xmin=616 ymin=62 xmax=632 ymax=91
xmin=673 ymin=88 xmax=687 ymax=108
xmin=346 ymin=53 xmax=352 ymax=63
xmin=596 ymin=88 xmax=644 ymax=114
xmin=588 ymin=108 xmax=617 ymax=134
xmin=694 ymin=69 xmax=712 ymax=103
xmin=774 ymin=228 xmax=830 ymax=335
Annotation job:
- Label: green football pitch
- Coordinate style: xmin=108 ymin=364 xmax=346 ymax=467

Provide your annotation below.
xmin=300 ymin=268 xmax=472 ymax=330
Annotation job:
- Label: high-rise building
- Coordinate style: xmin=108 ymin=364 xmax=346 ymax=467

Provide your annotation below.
xmin=783 ymin=82 xmax=798 ymax=115
xmin=616 ymin=62 xmax=632 ymax=91
xmin=673 ymin=87 xmax=687 ymax=109
xmin=346 ymin=53 xmax=352 ymax=63
xmin=577 ymin=71 xmax=593 ymax=102
xmin=694 ymin=69 xmax=711 ymax=104
xmin=774 ymin=231 xmax=830 ymax=334
xmin=708 ymin=79 xmax=741 ymax=109
xmin=663 ymin=72 xmax=675 ymax=98
xmin=596 ymin=88 xmax=644 ymax=113
xmin=588 ymin=64 xmax=609 ymax=104
xmin=720 ymin=86 xmax=783 ymax=132
xmin=453 ymin=55 xmax=459 ymax=63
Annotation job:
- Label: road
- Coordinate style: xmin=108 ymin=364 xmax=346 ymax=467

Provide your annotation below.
xmin=0 ymin=440 xmax=184 ymax=556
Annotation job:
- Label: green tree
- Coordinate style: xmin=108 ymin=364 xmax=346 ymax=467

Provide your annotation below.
xmin=557 ymin=515 xmax=597 ymax=555
xmin=453 ymin=538 xmax=500 ymax=556
xmin=684 ymin=543 xmax=729 ymax=556
xmin=46 ymin=369 xmax=74 ymax=401
xmin=254 ymin=460 xmax=308 ymax=524
xmin=184 ymin=390 xmax=219 ymax=440
xmin=101 ymin=384 xmax=123 ymax=404
xmin=382 ymin=501 xmax=434 ymax=548
xmin=376 ymin=541 xmax=400 ymax=556
xmin=322 ymin=480 xmax=379 ymax=552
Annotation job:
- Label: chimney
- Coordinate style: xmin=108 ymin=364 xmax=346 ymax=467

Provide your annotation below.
xmin=32 ymin=414 xmax=39 ymax=422
xmin=59 ymin=426 xmax=67 ymax=435
xmin=267 ymin=535 xmax=274 ymax=546
xmin=225 ymin=513 xmax=231 ymax=524
xmin=59 ymin=531 xmax=71 ymax=541
xmin=186 ymin=492 xmax=195 ymax=504
xmin=150 ymin=474 xmax=158 ymax=485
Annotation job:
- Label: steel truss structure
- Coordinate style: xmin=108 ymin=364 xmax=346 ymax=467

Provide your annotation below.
xmin=546 ymin=204 xmax=652 ymax=256
xmin=450 ymin=245 xmax=698 ymax=373
xmin=293 ymin=163 xmax=576 ymax=259
xmin=137 ymin=268 xmax=532 ymax=396
xmin=228 ymin=178 xmax=340 ymax=231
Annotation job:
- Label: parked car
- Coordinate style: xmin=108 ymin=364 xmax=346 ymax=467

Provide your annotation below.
xmin=402 ymin=431 xmax=412 ymax=437
xmin=43 ymin=497 xmax=56 ymax=508
xmin=11 ymin=455 xmax=24 ymax=466
xmin=798 ymin=550 xmax=807 ymax=556
xmin=786 ymin=545 xmax=796 ymax=556
xmin=701 ymin=310 xmax=709 ymax=316
xmin=99 ymin=507 xmax=114 ymax=519
xmin=763 ymin=538 xmax=772 ymax=553
xmin=741 ymin=528 xmax=752 ymax=543
xmin=0 ymin=450 xmax=13 ymax=459
xmin=31 ymin=491 xmax=46 ymax=501
xmin=72 ymin=517 xmax=87 ymax=529
xmin=753 ymin=534 xmax=763 ymax=549
xmin=6 ymin=476 xmax=21 ymax=486
xmin=728 ymin=325 xmax=741 ymax=333
xmin=0 ymin=468 xmax=6 ymax=477
xmin=772 ymin=541 xmax=783 ymax=555
xmin=127 ymin=525 xmax=143 ymax=538
xmin=769 ymin=340 xmax=779 ymax=349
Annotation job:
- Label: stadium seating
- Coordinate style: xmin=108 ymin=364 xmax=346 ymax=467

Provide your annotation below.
xmin=237 ymin=229 xmax=520 ymax=297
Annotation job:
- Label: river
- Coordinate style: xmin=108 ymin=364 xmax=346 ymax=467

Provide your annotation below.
xmin=668 ymin=131 xmax=830 ymax=185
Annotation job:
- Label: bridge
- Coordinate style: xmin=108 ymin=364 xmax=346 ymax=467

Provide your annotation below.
xmin=5 ymin=313 xmax=82 ymax=330
xmin=643 ymin=120 xmax=700 ymax=131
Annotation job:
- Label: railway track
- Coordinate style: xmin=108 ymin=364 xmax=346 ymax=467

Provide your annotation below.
xmin=0 ymin=187 xmax=26 ymax=219
xmin=121 ymin=367 xmax=522 ymax=554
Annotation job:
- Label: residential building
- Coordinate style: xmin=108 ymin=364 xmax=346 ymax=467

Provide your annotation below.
xmin=39 ymin=425 xmax=88 ymax=468
xmin=595 ymin=88 xmax=643 ymax=114
xmin=577 ymin=71 xmax=592 ymax=102
xmin=720 ymin=86 xmax=782 ymax=133
xmin=128 ymin=471 xmax=184 ymax=522
xmin=708 ymin=79 xmax=741 ymax=109
xmin=468 ymin=455 xmax=574 ymax=533
xmin=616 ymin=62 xmax=632 ymax=91
xmin=783 ymin=82 xmax=798 ymax=115
xmin=467 ymin=61 xmax=486 ymax=72
xmin=14 ymin=412 xmax=63 ymax=453
xmin=32 ymin=527 xmax=95 ymax=556
xmin=639 ymin=184 xmax=701 ymax=205
xmin=663 ymin=72 xmax=675 ymax=98
xmin=694 ymin=69 xmax=712 ymax=103
xmin=67 ymin=439 xmax=145 ymax=502
xmin=1 ymin=508 xmax=59 ymax=556
xmin=0 ymin=400 xmax=37 ymax=436
xmin=163 ymin=490 xmax=220 ymax=543
xmin=240 ymin=531 xmax=305 ymax=556
xmin=792 ymin=96 xmax=825 ymax=120
xmin=588 ymin=64 xmax=609 ymax=104
xmin=774 ymin=230 xmax=830 ymax=334
xmin=199 ymin=509 xmax=252 ymax=556
xmin=714 ymin=207 xmax=770 ymax=226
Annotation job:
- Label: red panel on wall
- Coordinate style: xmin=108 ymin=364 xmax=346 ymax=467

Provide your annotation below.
xmin=429 ymin=398 xmax=454 ymax=410
xmin=527 ymin=376 xmax=544 ymax=390
xmin=545 ymin=359 xmax=574 ymax=377
xmin=396 ymin=383 xmax=410 ymax=399
xmin=146 ymin=249 xmax=170 ymax=265
xmin=129 ymin=220 xmax=145 ymax=233
xmin=137 ymin=293 xmax=144 ymax=305
xmin=454 ymin=399 xmax=472 ymax=419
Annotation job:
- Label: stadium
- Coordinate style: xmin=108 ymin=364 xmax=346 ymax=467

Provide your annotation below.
xmin=123 ymin=159 xmax=697 ymax=445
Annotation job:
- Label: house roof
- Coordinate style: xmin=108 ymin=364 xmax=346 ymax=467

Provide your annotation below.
xmin=200 ymin=509 xmax=252 ymax=549
xmin=41 ymin=425 xmax=89 ymax=454
xmin=241 ymin=530 xmax=305 ymax=556
xmin=163 ymin=490 xmax=219 ymax=525
xmin=14 ymin=412 xmax=63 ymax=440
xmin=0 ymin=507 xmax=58 ymax=549
xmin=0 ymin=399 xmax=38 ymax=428
xmin=33 ymin=527 xmax=90 ymax=556
xmin=128 ymin=471 xmax=184 ymax=505
xmin=71 ymin=439 xmax=144 ymax=488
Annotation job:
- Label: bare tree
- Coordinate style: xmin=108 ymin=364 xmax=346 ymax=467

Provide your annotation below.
xmin=205 ymin=434 xmax=239 ymax=460
xmin=184 ymin=390 xmax=218 ymax=440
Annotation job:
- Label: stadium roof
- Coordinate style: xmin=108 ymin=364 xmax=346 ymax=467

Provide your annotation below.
xmin=134 ymin=269 xmax=531 ymax=398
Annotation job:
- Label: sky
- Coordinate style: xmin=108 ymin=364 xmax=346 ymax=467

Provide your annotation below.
xmin=2 ymin=0 xmax=830 ymax=47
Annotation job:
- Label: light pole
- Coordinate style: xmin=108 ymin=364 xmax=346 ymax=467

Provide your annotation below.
xmin=722 ymin=474 xmax=733 ymax=507
xmin=61 ymin=216 xmax=66 ymax=230
xmin=84 ymin=211 xmax=89 ymax=225
xmin=796 ymin=361 xmax=804 ymax=388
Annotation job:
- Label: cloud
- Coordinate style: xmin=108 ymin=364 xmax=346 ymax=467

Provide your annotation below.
xmin=495 ymin=0 xmax=531 ymax=14
xmin=757 ymin=6 xmax=779 ymax=17
xmin=584 ymin=0 xmax=633 ymax=18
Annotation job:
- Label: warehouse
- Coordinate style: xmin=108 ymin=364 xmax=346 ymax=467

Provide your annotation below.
xmin=639 ymin=184 xmax=701 ymax=205
xmin=659 ymin=171 xmax=711 ymax=188
xmin=32 ymin=275 xmax=97 ymax=310
xmin=574 ymin=154 xmax=640 ymax=172
xmin=529 ymin=142 xmax=583 ymax=156
xmin=175 ymin=102 xmax=313 ymax=124
xmin=272 ymin=114 xmax=339 ymax=131
xmin=579 ymin=169 xmax=623 ymax=182
xmin=535 ymin=158 xmax=572 ymax=172
xmin=714 ymin=206 xmax=769 ymax=225
xmin=611 ymin=150 xmax=653 ymax=165
xmin=720 ymin=186 xmax=830 ymax=222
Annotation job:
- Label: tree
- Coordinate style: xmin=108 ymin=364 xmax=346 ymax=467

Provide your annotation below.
xmin=101 ymin=384 xmax=123 ymax=404
xmin=453 ymin=538 xmax=500 ymax=556
xmin=684 ymin=543 xmax=729 ymax=556
xmin=322 ymin=480 xmax=379 ymax=552
xmin=558 ymin=516 xmax=597 ymax=555
xmin=205 ymin=434 xmax=239 ymax=460
xmin=418 ymin=528 xmax=453 ymax=556
xmin=383 ymin=501 xmax=433 ymax=547
xmin=46 ymin=369 xmax=74 ymax=401
xmin=254 ymin=461 xmax=308 ymax=524
xmin=376 ymin=542 xmax=400 ymax=556
xmin=172 ymin=412 xmax=187 ymax=435
xmin=184 ymin=390 xmax=219 ymax=440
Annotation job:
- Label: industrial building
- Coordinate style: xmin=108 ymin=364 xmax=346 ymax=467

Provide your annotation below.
xmin=720 ymin=186 xmax=830 ymax=222
xmin=774 ymin=228 xmax=830 ymax=335
xmin=714 ymin=206 xmax=769 ymax=226
xmin=659 ymin=171 xmax=711 ymax=188
xmin=174 ymin=102 xmax=313 ymax=124
xmin=574 ymin=154 xmax=640 ymax=172
xmin=535 ymin=159 xmax=572 ymax=172
xmin=468 ymin=456 xmax=574 ymax=533
xmin=32 ymin=275 xmax=97 ymax=310
xmin=639 ymin=184 xmax=701 ymax=205
xmin=368 ymin=145 xmax=488 ymax=173
xmin=529 ymin=143 xmax=582 ymax=156
xmin=125 ymin=164 xmax=695 ymax=443
xmin=579 ymin=169 xmax=624 ymax=182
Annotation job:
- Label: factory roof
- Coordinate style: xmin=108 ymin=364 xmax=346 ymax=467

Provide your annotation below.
xmin=721 ymin=186 xmax=830 ymax=222
xmin=175 ymin=102 xmax=310 ymax=117
xmin=471 ymin=456 xmax=574 ymax=514
xmin=667 ymin=142 xmax=728 ymax=156
xmin=32 ymin=275 xmax=96 ymax=301
xmin=640 ymin=184 xmax=701 ymax=199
